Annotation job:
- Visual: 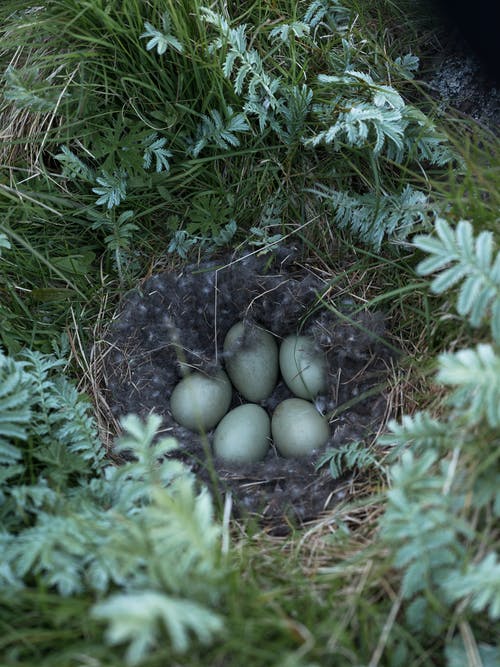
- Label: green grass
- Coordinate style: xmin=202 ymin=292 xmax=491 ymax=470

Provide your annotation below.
xmin=1 ymin=0 xmax=499 ymax=665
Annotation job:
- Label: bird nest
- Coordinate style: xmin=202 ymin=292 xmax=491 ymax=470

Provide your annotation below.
xmin=102 ymin=247 xmax=394 ymax=531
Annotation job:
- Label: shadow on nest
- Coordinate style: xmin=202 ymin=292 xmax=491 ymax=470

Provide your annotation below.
xmin=103 ymin=246 xmax=395 ymax=532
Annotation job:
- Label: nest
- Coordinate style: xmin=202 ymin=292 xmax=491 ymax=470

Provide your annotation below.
xmin=102 ymin=247 xmax=394 ymax=531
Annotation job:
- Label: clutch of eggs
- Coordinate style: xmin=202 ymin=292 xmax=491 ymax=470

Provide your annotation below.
xmin=169 ymin=321 xmax=330 ymax=462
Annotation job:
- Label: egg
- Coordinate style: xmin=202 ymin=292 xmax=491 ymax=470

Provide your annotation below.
xmin=271 ymin=398 xmax=330 ymax=458
xmin=213 ymin=404 xmax=271 ymax=463
xmin=279 ymin=335 xmax=328 ymax=399
xmin=223 ymin=321 xmax=278 ymax=402
xmin=170 ymin=370 xmax=232 ymax=432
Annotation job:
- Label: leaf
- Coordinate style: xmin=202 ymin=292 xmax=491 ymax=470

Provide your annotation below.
xmin=187 ymin=107 xmax=250 ymax=158
xmin=140 ymin=13 xmax=183 ymax=55
xmin=142 ymin=133 xmax=172 ymax=173
xmin=3 ymin=65 xmax=60 ymax=112
xmin=54 ymin=145 xmax=94 ymax=182
xmin=268 ymin=21 xmax=310 ymax=44
xmin=0 ymin=232 xmax=10 ymax=255
xmin=437 ymin=344 xmax=500 ymax=427
xmin=0 ymin=351 xmax=32 ymax=460
xmin=92 ymin=170 xmax=128 ymax=208
xmin=92 ymin=591 xmax=224 ymax=665
xmin=310 ymin=184 xmax=433 ymax=251
xmin=444 ymin=553 xmax=500 ymax=619
xmin=415 ymin=219 xmax=500 ymax=340
xmin=380 ymin=411 xmax=450 ymax=455
xmin=316 ymin=440 xmax=379 ymax=478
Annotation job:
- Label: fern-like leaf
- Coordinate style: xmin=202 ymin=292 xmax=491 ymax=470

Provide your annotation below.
xmin=201 ymin=8 xmax=283 ymax=130
xmin=3 ymin=65 xmax=59 ymax=112
xmin=444 ymin=552 xmax=500 ymax=620
xmin=21 ymin=350 xmax=65 ymax=438
xmin=278 ymin=84 xmax=313 ymax=145
xmin=268 ymin=21 xmax=310 ymax=44
xmin=316 ymin=440 xmax=380 ymax=478
xmin=307 ymin=101 xmax=405 ymax=156
xmin=310 ymin=71 xmax=451 ymax=164
xmin=50 ymin=376 xmax=104 ymax=469
xmin=310 ymin=184 xmax=432 ymax=250
xmin=394 ymin=53 xmax=420 ymax=79
xmin=140 ymin=12 xmax=183 ymax=55
xmin=0 ymin=351 xmax=32 ymax=463
xmin=414 ymin=218 xmax=500 ymax=340
xmin=113 ymin=414 xmax=182 ymax=491
xmin=187 ymin=107 xmax=250 ymax=158
xmin=54 ymin=145 xmax=95 ymax=182
xmin=92 ymin=170 xmax=128 ymax=208
xmin=92 ymin=591 xmax=224 ymax=665
xmin=303 ymin=0 xmax=350 ymax=31
xmin=379 ymin=411 xmax=450 ymax=455
xmin=437 ymin=344 xmax=500 ymax=427
xmin=381 ymin=450 xmax=472 ymax=618
xmin=142 ymin=133 xmax=172 ymax=173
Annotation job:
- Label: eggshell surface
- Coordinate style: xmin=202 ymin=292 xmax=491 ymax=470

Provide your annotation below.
xmin=170 ymin=370 xmax=232 ymax=432
xmin=271 ymin=398 xmax=330 ymax=458
xmin=223 ymin=321 xmax=278 ymax=402
xmin=213 ymin=404 xmax=271 ymax=463
xmin=279 ymin=335 xmax=327 ymax=399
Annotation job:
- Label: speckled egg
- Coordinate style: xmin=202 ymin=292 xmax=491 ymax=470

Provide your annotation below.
xmin=279 ymin=335 xmax=328 ymax=399
xmin=213 ymin=403 xmax=271 ymax=463
xmin=271 ymin=398 xmax=330 ymax=458
xmin=170 ymin=370 xmax=232 ymax=432
xmin=223 ymin=321 xmax=278 ymax=402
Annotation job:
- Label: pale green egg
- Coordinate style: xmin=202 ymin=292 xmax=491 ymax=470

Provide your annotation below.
xmin=170 ymin=370 xmax=232 ymax=432
xmin=213 ymin=403 xmax=271 ymax=463
xmin=271 ymin=398 xmax=330 ymax=458
xmin=279 ymin=335 xmax=328 ymax=399
xmin=223 ymin=321 xmax=278 ymax=402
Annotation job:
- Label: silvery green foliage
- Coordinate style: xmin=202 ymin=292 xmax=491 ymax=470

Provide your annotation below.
xmin=381 ymin=450 xmax=473 ymax=631
xmin=444 ymin=553 xmax=500 ymax=620
xmin=0 ymin=349 xmax=226 ymax=661
xmin=303 ymin=0 xmax=351 ymax=32
xmin=200 ymin=10 xmax=314 ymax=140
xmin=316 ymin=440 xmax=380 ymax=478
xmin=311 ymin=183 xmax=432 ymax=250
xmin=54 ymin=145 xmax=95 ymax=182
xmin=0 ymin=351 xmax=31 ymax=464
xmin=201 ymin=8 xmax=284 ymax=132
xmin=0 ymin=233 xmax=10 ymax=255
xmin=92 ymin=170 xmax=128 ymax=209
xmin=93 ymin=592 xmax=224 ymax=665
xmin=168 ymin=229 xmax=198 ymax=259
xmin=445 ymin=638 xmax=500 ymax=667
xmin=380 ymin=340 xmax=500 ymax=632
xmin=249 ymin=192 xmax=285 ymax=248
xmin=380 ymin=411 xmax=450 ymax=455
xmin=414 ymin=219 xmax=500 ymax=341
xmin=167 ymin=221 xmax=237 ymax=259
xmin=142 ymin=133 xmax=172 ymax=172
xmin=187 ymin=107 xmax=250 ymax=157
xmin=279 ymin=84 xmax=314 ymax=146
xmin=437 ymin=344 xmax=500 ymax=427
xmin=3 ymin=65 xmax=60 ymax=112
xmin=394 ymin=54 xmax=420 ymax=80
xmin=268 ymin=21 xmax=310 ymax=44
xmin=307 ymin=71 xmax=452 ymax=164
xmin=140 ymin=11 xmax=183 ymax=55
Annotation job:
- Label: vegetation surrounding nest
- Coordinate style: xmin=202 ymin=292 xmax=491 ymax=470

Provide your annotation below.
xmin=0 ymin=0 xmax=499 ymax=665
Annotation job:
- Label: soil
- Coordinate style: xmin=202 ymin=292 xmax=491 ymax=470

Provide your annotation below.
xmin=102 ymin=247 xmax=394 ymax=531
